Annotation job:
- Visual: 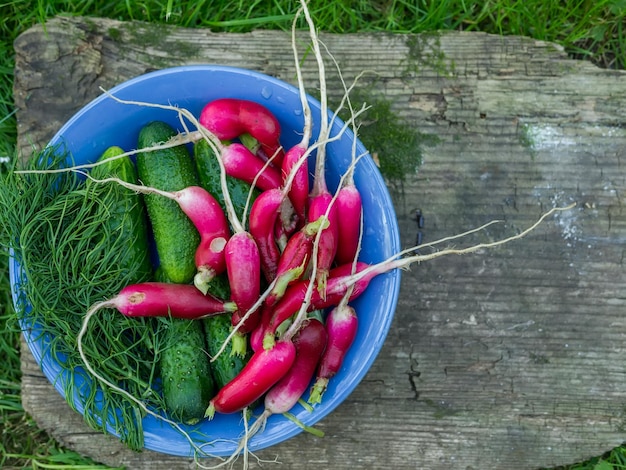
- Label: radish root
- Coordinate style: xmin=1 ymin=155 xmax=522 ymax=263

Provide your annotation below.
xmin=76 ymin=302 xmax=214 ymax=457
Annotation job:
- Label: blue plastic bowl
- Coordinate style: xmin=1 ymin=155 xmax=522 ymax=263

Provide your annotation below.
xmin=10 ymin=65 xmax=401 ymax=457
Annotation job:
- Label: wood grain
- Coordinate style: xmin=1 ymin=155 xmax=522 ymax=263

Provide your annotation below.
xmin=14 ymin=16 xmax=626 ymax=470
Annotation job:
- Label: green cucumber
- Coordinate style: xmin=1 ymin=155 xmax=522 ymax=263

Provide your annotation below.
xmin=88 ymin=145 xmax=153 ymax=283
xmin=160 ymin=318 xmax=215 ymax=424
xmin=136 ymin=121 xmax=200 ymax=284
xmin=202 ymin=274 xmax=251 ymax=389
xmin=194 ymin=139 xmax=260 ymax=229
xmin=203 ymin=313 xmax=251 ymax=390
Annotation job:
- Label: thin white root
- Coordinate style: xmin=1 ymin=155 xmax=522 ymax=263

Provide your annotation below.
xmin=300 ymin=0 xmax=328 ymax=179
xmin=79 ymin=173 xmax=176 ymax=200
xmin=394 ymin=219 xmax=504 ymax=258
xmin=356 ymin=203 xmax=578 ymax=286
xmin=14 ymin=140 xmax=185 ymax=175
xmin=401 ymin=203 xmax=576 ymax=263
xmin=194 ymin=409 xmax=272 ymax=470
xmin=320 ymin=40 xmax=370 ymax=185
xmin=77 ymin=301 xmax=210 ymax=457
xmin=292 ymin=6 xmax=312 ymax=147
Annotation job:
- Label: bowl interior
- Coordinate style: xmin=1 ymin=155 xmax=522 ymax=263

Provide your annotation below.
xmin=11 ymin=65 xmax=401 ymax=457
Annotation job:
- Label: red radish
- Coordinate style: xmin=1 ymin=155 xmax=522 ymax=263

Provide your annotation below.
xmin=248 ymin=188 xmax=297 ymax=282
xmin=199 ymin=98 xmax=284 ymax=167
xmin=265 ymin=218 xmax=328 ymax=307
xmin=220 ymin=143 xmax=282 ymax=192
xmin=263 ymin=262 xmax=371 ymax=342
xmin=225 ymin=231 xmax=262 ymax=333
xmin=176 ymin=187 xmax=231 ymax=294
xmin=281 ymin=144 xmax=309 ymax=224
xmin=265 ymin=318 xmax=327 ymax=414
xmin=307 ymin=191 xmax=339 ymax=296
xmin=239 ymin=317 xmax=327 ymax=450
xmin=94 ymin=282 xmax=236 ymax=319
xmin=299 ymin=0 xmax=342 ymax=300
xmin=220 ymin=319 xmax=326 ymax=468
xmin=334 ymin=183 xmax=363 ymax=266
xmin=205 ymin=340 xmax=296 ymax=417
xmin=308 ymin=303 xmax=357 ymax=404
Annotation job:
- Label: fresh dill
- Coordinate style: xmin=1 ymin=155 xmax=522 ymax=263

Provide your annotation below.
xmin=0 ymin=149 xmax=168 ymax=450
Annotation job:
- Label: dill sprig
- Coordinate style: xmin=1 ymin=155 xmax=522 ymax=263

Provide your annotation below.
xmin=0 ymin=149 xmax=168 ymax=450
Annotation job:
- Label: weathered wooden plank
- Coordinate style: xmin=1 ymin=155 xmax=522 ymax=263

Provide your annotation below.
xmin=14 ymin=16 xmax=626 ymax=470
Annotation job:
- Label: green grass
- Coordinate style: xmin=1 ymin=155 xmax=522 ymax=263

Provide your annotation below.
xmin=1 ymin=1 xmax=625 ymax=468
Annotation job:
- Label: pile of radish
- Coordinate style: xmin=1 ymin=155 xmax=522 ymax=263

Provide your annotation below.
xmin=85 ymin=75 xmax=372 ymax=420
xmin=74 ymin=1 xmax=381 ymax=437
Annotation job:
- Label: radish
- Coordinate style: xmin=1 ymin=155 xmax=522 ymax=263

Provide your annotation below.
xmin=239 ymin=318 xmax=327 ymax=450
xmin=281 ymin=145 xmax=309 ymax=226
xmin=88 ymin=282 xmax=236 ymax=319
xmin=334 ymin=185 xmax=362 ymax=265
xmin=248 ymin=187 xmax=297 ymax=283
xmin=308 ymin=303 xmax=357 ymax=404
xmin=265 ymin=217 xmax=328 ymax=307
xmin=262 ymin=262 xmax=371 ymax=345
xmin=215 ymin=316 xmax=326 ymax=469
xmin=205 ymin=339 xmax=296 ymax=417
xmin=199 ymin=98 xmax=284 ymax=167
xmin=220 ymin=143 xmax=282 ymax=192
xmin=265 ymin=318 xmax=327 ymax=414
xmin=333 ymin=98 xmax=363 ymax=266
xmin=225 ymin=231 xmax=262 ymax=333
xmin=307 ymin=191 xmax=339 ymax=296
xmin=218 ymin=198 xmax=264 ymax=334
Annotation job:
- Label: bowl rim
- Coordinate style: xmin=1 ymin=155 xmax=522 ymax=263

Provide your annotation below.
xmin=10 ymin=64 xmax=402 ymax=457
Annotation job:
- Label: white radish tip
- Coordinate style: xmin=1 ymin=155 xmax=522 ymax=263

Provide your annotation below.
xmin=209 ymin=236 xmax=227 ymax=253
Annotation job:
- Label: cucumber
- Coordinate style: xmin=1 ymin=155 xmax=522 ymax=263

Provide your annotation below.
xmin=160 ymin=318 xmax=215 ymax=424
xmin=203 ymin=313 xmax=251 ymax=390
xmin=194 ymin=139 xmax=260 ymax=229
xmin=88 ymin=145 xmax=153 ymax=283
xmin=202 ymin=274 xmax=251 ymax=389
xmin=136 ymin=121 xmax=200 ymax=284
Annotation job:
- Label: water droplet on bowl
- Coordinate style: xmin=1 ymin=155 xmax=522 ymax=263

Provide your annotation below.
xmin=277 ymin=96 xmax=286 ymax=104
xmin=261 ymin=87 xmax=272 ymax=99
xmin=294 ymin=109 xmax=302 ymax=116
